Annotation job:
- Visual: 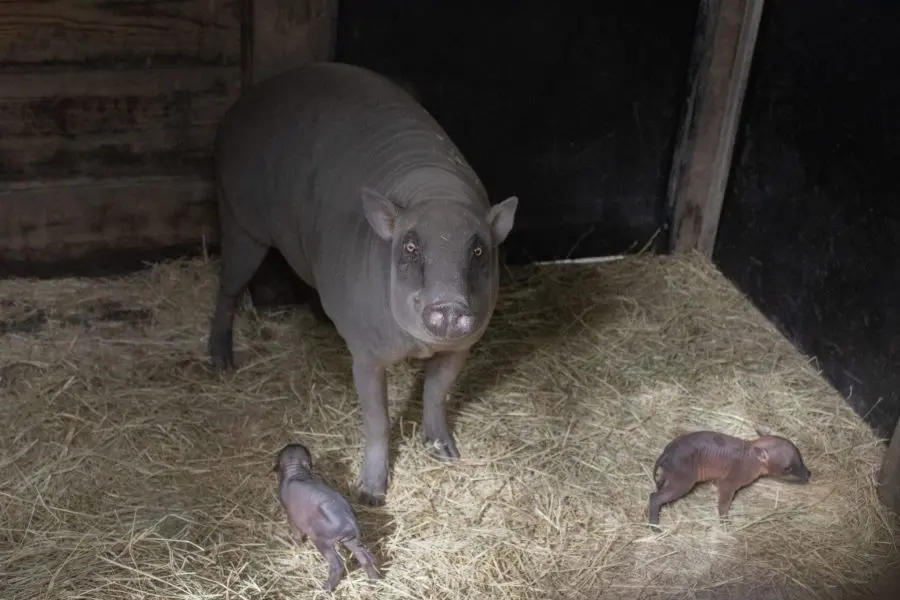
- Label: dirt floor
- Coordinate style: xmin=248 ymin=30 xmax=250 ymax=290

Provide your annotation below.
xmin=0 ymin=253 xmax=897 ymax=600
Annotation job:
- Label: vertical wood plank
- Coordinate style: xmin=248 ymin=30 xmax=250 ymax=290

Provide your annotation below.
xmin=667 ymin=0 xmax=765 ymax=255
xmin=238 ymin=0 xmax=339 ymax=307
xmin=244 ymin=0 xmax=339 ymax=85
xmin=877 ymin=415 xmax=900 ymax=514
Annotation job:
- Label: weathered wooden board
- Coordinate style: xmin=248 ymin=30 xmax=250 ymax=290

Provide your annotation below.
xmin=0 ymin=0 xmax=241 ymax=69
xmin=240 ymin=0 xmax=340 ymax=308
xmin=244 ymin=0 xmax=338 ymax=84
xmin=667 ymin=0 xmax=765 ymax=255
xmin=0 ymin=67 xmax=241 ymax=182
xmin=877 ymin=415 xmax=900 ymax=515
xmin=0 ymin=176 xmax=218 ymax=273
xmin=0 ymin=0 xmax=340 ymax=277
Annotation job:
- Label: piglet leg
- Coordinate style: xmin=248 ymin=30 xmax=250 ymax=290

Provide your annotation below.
xmin=715 ymin=482 xmax=738 ymax=518
xmin=288 ymin=524 xmax=307 ymax=544
xmin=421 ymin=349 xmax=469 ymax=461
xmin=343 ymin=537 xmax=380 ymax=581
xmin=312 ymin=539 xmax=345 ymax=592
xmin=647 ymin=477 xmax=694 ymax=530
xmin=352 ymin=355 xmax=390 ymax=507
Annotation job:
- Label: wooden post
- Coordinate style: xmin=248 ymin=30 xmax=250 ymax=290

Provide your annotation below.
xmin=877 ymin=415 xmax=900 ymax=514
xmin=238 ymin=0 xmax=339 ymax=308
xmin=242 ymin=0 xmax=339 ymax=86
xmin=667 ymin=0 xmax=765 ymax=255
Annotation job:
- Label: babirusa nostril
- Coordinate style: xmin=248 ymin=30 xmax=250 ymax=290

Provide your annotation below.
xmin=427 ymin=309 xmax=445 ymax=329
xmin=423 ymin=303 xmax=474 ymax=338
xmin=455 ymin=314 xmax=474 ymax=334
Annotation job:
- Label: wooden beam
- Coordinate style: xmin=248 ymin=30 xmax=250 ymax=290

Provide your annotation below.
xmin=0 ymin=176 xmax=218 ymax=275
xmin=0 ymin=67 xmax=241 ymax=182
xmin=877 ymin=415 xmax=900 ymax=515
xmin=667 ymin=0 xmax=765 ymax=255
xmin=0 ymin=0 xmax=241 ymax=69
xmin=243 ymin=0 xmax=339 ymax=85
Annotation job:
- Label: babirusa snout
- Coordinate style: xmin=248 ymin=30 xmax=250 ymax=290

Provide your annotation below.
xmin=423 ymin=301 xmax=475 ymax=339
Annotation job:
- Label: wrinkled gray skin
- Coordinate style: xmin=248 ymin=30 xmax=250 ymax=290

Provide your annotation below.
xmin=209 ymin=62 xmax=519 ymax=507
xmin=274 ymin=443 xmax=379 ymax=591
xmin=648 ymin=430 xmax=812 ymax=530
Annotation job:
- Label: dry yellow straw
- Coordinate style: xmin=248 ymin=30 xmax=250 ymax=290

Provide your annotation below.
xmin=0 ymin=252 xmax=896 ymax=600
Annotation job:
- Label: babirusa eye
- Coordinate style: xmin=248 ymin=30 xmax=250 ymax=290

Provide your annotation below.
xmin=473 ymin=245 xmax=483 ymax=257
xmin=404 ymin=241 xmax=417 ymax=253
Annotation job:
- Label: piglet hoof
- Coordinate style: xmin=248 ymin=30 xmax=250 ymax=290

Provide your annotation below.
xmin=364 ymin=565 xmax=381 ymax=582
xmin=357 ymin=486 xmax=386 ymax=508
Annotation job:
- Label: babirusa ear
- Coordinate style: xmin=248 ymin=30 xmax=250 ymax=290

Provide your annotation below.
xmin=361 ymin=186 xmax=400 ymax=240
xmin=754 ymin=446 xmax=769 ymax=463
xmin=487 ymin=195 xmax=519 ymax=245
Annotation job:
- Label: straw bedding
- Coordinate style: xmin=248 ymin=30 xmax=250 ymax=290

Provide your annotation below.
xmin=0 ymin=252 xmax=897 ymax=600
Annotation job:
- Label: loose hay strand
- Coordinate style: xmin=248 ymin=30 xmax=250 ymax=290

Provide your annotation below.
xmin=0 ymin=253 xmax=897 ymax=600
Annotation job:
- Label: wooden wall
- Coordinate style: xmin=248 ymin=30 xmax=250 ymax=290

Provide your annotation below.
xmin=0 ymin=0 xmax=336 ymax=277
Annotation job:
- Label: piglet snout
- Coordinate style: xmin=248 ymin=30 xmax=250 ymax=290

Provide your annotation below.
xmin=423 ymin=302 xmax=474 ymax=338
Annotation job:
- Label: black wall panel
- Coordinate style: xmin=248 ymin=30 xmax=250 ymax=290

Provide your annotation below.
xmin=334 ymin=0 xmax=698 ymax=263
xmin=715 ymin=0 xmax=900 ymax=438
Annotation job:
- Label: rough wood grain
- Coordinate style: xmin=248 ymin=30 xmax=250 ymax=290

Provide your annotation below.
xmin=877 ymin=415 xmax=900 ymax=515
xmin=244 ymin=0 xmax=338 ymax=85
xmin=0 ymin=176 xmax=218 ymax=272
xmin=667 ymin=0 xmax=765 ymax=255
xmin=0 ymin=67 xmax=241 ymax=182
xmin=0 ymin=0 xmax=241 ymax=69
xmin=239 ymin=0 xmax=339 ymax=308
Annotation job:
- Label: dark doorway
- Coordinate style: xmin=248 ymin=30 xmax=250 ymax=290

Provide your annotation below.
xmin=334 ymin=0 xmax=699 ymax=264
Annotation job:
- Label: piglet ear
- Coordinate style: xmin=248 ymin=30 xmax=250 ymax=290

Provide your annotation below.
xmin=754 ymin=446 xmax=769 ymax=463
xmin=361 ymin=187 xmax=400 ymax=240
xmin=487 ymin=196 xmax=519 ymax=245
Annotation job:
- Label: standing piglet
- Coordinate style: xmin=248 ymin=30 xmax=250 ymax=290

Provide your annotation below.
xmin=648 ymin=430 xmax=812 ymax=529
xmin=210 ymin=62 xmax=519 ymax=506
xmin=274 ymin=443 xmax=379 ymax=591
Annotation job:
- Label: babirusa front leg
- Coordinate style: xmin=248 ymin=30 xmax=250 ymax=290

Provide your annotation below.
xmin=352 ymin=355 xmax=391 ymax=507
xmin=421 ymin=349 xmax=470 ymax=461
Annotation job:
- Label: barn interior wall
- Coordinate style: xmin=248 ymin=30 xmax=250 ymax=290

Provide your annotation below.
xmin=713 ymin=0 xmax=900 ymax=438
xmin=0 ymin=0 xmax=243 ymax=278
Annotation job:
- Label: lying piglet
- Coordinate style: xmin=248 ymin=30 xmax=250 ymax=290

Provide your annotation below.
xmin=648 ymin=430 xmax=812 ymax=529
xmin=273 ymin=443 xmax=379 ymax=591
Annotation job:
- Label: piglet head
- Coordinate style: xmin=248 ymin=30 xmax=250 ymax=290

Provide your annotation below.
xmin=752 ymin=436 xmax=812 ymax=483
xmin=273 ymin=443 xmax=314 ymax=480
